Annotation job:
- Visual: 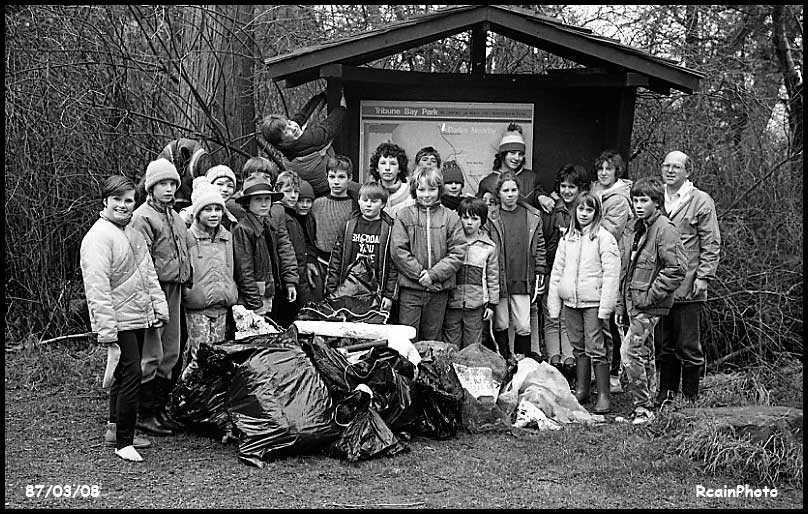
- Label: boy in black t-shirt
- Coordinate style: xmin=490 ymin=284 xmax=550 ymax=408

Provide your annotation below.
xmin=325 ymin=182 xmax=398 ymax=311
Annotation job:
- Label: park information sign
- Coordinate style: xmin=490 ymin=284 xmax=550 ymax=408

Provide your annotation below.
xmin=359 ymin=100 xmax=534 ymax=195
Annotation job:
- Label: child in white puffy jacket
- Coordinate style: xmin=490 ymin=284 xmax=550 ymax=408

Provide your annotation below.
xmin=547 ymin=192 xmax=620 ymax=414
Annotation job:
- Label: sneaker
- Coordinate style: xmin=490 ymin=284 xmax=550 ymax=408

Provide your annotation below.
xmin=104 ymin=423 xmax=152 ymax=449
xmin=609 ymin=376 xmax=623 ymax=393
xmin=631 ymin=407 xmax=655 ymax=425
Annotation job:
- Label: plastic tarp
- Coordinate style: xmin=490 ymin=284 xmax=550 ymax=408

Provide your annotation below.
xmin=497 ymin=358 xmax=606 ymax=429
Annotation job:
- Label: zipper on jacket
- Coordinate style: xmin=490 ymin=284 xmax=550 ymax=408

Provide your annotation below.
xmin=426 ymin=206 xmax=432 ymax=269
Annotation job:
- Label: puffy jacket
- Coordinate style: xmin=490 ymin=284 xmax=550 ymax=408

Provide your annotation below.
xmin=326 ymin=211 xmax=399 ymax=300
xmin=182 ymin=223 xmax=238 ymax=315
xmin=80 ymin=214 xmax=170 ymax=344
xmin=487 ymin=203 xmax=548 ymax=298
xmin=447 ymin=232 xmax=500 ymax=310
xmin=591 ymin=178 xmax=634 ymax=243
xmin=547 ymin=225 xmax=621 ymax=319
xmin=391 ymin=202 xmax=467 ymax=292
xmin=666 ymin=187 xmax=721 ymax=302
xmin=232 ymin=212 xmax=299 ymax=310
xmin=130 ymin=200 xmax=192 ymax=284
xmin=616 ymin=211 xmax=687 ymax=317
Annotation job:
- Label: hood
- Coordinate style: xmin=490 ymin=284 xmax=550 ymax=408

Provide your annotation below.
xmin=596 ymin=178 xmax=632 ymax=201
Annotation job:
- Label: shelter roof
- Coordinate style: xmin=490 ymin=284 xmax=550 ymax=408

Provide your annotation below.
xmin=264 ymin=5 xmax=703 ymax=94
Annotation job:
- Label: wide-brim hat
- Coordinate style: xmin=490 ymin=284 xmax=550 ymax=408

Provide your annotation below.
xmin=236 ymin=174 xmax=284 ymax=206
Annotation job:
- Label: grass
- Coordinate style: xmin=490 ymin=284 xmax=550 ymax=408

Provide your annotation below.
xmin=4 ymin=342 xmax=804 ymax=508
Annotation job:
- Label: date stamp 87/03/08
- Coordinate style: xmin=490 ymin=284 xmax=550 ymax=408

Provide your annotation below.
xmin=25 ymin=484 xmax=101 ymax=499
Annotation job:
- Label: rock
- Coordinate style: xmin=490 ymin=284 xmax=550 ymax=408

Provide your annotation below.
xmin=679 ymin=405 xmax=803 ymax=444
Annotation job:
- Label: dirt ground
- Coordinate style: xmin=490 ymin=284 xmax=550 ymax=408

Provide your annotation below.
xmin=4 ymin=348 xmax=803 ymax=509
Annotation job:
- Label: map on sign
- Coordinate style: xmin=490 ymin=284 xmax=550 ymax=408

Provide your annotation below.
xmin=359 ymin=101 xmax=534 ymax=196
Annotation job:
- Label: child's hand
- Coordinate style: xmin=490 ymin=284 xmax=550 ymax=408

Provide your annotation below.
xmin=339 ymin=89 xmax=347 ymax=109
xmin=537 ymin=195 xmax=555 ymax=214
xmin=286 ymin=284 xmax=297 ymax=303
xmin=306 ymin=262 xmax=319 ymax=286
xmin=483 ymin=307 xmax=494 ymax=321
xmin=615 ymin=313 xmax=627 ymax=327
xmin=418 ymin=270 xmax=433 ymax=288
xmin=381 ymin=297 xmax=393 ymax=311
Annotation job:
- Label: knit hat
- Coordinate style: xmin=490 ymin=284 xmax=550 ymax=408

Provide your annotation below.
xmin=236 ymin=174 xmax=283 ymax=207
xmin=498 ymin=127 xmax=526 ymax=154
xmin=442 ymin=160 xmax=465 ymax=186
xmin=298 ymin=179 xmax=315 ymax=200
xmin=191 ymin=177 xmax=226 ymax=220
xmin=144 ymin=158 xmax=181 ymax=192
xmin=205 ymin=164 xmax=237 ymax=187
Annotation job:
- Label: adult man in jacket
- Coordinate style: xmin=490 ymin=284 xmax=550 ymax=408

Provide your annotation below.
xmin=656 ymin=150 xmax=721 ymax=405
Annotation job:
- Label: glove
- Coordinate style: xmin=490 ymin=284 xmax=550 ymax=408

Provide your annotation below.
xmin=102 ymin=343 xmax=121 ymax=388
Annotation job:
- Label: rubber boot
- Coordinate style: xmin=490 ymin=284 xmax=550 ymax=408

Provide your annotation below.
xmin=136 ymin=379 xmax=174 ymax=437
xmin=562 ymin=358 xmax=576 ymax=390
xmin=574 ymin=356 xmax=591 ymax=404
xmin=681 ymin=365 xmax=701 ymax=403
xmin=655 ymin=358 xmax=681 ymax=407
xmin=514 ymin=334 xmax=532 ymax=357
xmin=549 ymin=355 xmax=562 ymax=374
xmin=592 ymin=363 xmax=611 ymax=414
xmin=493 ymin=330 xmax=511 ymax=360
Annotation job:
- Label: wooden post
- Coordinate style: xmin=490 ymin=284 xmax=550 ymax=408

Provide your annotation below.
xmin=470 ymin=23 xmax=489 ymax=76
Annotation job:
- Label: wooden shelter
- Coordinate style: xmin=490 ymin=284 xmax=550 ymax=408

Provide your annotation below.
xmin=264 ymin=5 xmax=703 ymax=191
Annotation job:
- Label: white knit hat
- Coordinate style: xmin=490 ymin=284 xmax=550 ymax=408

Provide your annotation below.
xmin=191 ymin=176 xmax=225 ymax=220
xmin=205 ymin=164 xmax=237 ymax=187
xmin=498 ymin=127 xmax=526 ymax=153
xmin=144 ymin=158 xmax=181 ymax=192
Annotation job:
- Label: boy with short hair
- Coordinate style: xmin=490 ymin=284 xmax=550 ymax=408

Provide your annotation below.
xmin=615 ymin=177 xmax=686 ymax=424
xmin=272 ymin=171 xmax=315 ymax=325
xmin=308 ymin=155 xmax=359 ymax=293
xmin=391 ymin=166 xmax=467 ymax=341
xmin=443 ymin=197 xmax=499 ymax=348
xmin=414 ymin=146 xmax=442 ymax=169
xmin=130 ymin=158 xmax=192 ymax=436
xmin=326 ymin=182 xmax=398 ymax=311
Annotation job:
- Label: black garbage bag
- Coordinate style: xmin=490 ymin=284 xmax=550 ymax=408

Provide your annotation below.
xmin=397 ymin=344 xmax=465 ymax=439
xmin=168 ymin=343 xmax=234 ymax=437
xmin=166 ymin=325 xmax=305 ymax=439
xmin=229 ymin=326 xmax=342 ymax=468
xmin=301 ymin=336 xmax=415 ymax=429
xmin=330 ymin=405 xmax=409 ymax=462
xmin=297 ymin=256 xmax=389 ymax=324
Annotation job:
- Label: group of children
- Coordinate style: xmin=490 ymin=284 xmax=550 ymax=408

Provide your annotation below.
xmin=84 ymin=116 xmax=689 ymax=461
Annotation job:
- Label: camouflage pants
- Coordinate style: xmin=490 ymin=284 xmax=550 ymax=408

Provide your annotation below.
xmin=182 ymin=311 xmax=226 ymax=380
xmin=618 ymin=313 xmax=660 ymax=409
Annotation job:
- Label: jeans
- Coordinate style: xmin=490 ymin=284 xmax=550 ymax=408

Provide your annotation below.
xmin=398 ymin=288 xmax=449 ymax=341
xmin=565 ymin=306 xmax=608 ymax=364
xmin=109 ymin=329 xmax=144 ymax=449
xmin=141 ymin=281 xmax=182 ymax=383
xmin=443 ymin=306 xmax=484 ymax=349
xmin=542 ymin=294 xmax=572 ymax=360
xmin=656 ymin=302 xmax=704 ymax=368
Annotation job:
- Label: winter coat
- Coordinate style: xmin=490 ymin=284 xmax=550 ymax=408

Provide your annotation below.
xmin=391 ymin=202 xmax=467 ymax=292
xmin=276 ymin=204 xmax=316 ymax=301
xmin=665 ymin=187 xmax=721 ymax=303
xmin=487 ymin=203 xmax=548 ymax=298
xmin=547 ymin=225 xmax=621 ymax=319
xmin=447 ymin=232 xmax=500 ymax=310
xmin=182 ymin=223 xmax=238 ymax=315
xmin=591 ymin=178 xmax=634 ymax=243
xmin=130 ymin=199 xmax=192 ymax=284
xmin=80 ymin=215 xmax=170 ymax=344
xmin=326 ymin=211 xmax=399 ymax=301
xmin=616 ymin=211 xmax=687 ymax=317
xmin=232 ymin=212 xmax=299 ymax=310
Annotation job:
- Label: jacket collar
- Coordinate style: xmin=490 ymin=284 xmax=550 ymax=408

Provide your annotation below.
xmin=189 ymin=222 xmax=229 ymax=242
xmin=242 ymin=212 xmax=267 ymax=233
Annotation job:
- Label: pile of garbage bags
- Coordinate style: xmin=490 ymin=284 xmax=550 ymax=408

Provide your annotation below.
xmin=167 ymin=325 xmax=605 ymax=467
